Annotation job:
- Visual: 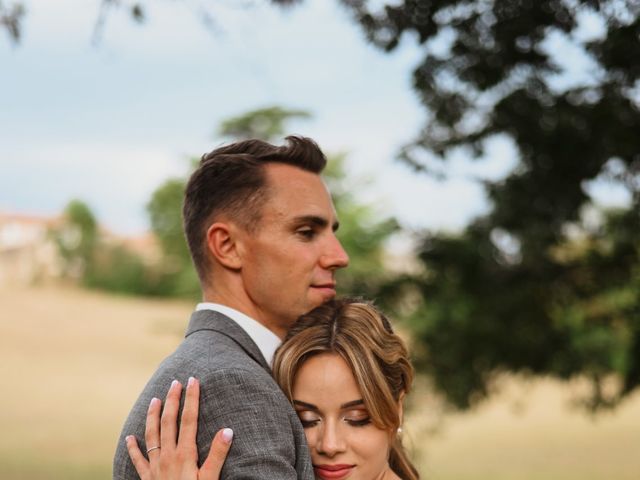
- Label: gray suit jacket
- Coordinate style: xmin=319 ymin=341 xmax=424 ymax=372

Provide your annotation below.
xmin=113 ymin=310 xmax=314 ymax=480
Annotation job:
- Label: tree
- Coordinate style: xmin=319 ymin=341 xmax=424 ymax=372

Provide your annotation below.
xmin=147 ymin=178 xmax=191 ymax=267
xmin=219 ymin=106 xmax=311 ymax=141
xmin=50 ymin=199 xmax=98 ymax=279
xmin=1 ymin=0 xmax=300 ymax=45
xmin=323 ymin=0 xmax=640 ymax=410
xmin=0 ymin=0 xmax=24 ymax=43
xmin=323 ymin=155 xmax=400 ymax=301
xmin=49 ymin=198 xmax=178 ymax=296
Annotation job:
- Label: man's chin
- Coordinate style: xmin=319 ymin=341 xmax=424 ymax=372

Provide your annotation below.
xmin=308 ymin=286 xmax=337 ymax=305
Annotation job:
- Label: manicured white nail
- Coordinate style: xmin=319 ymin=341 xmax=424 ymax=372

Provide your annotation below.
xmin=171 ymin=379 xmax=179 ymax=388
xmin=148 ymin=397 xmax=159 ymax=411
xmin=188 ymin=376 xmax=196 ymax=387
xmin=221 ymin=428 xmax=234 ymax=444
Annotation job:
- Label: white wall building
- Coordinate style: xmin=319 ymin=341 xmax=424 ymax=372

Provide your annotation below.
xmin=0 ymin=212 xmax=62 ymax=286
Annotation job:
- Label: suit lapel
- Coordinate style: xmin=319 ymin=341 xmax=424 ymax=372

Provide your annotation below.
xmin=185 ymin=310 xmax=271 ymax=371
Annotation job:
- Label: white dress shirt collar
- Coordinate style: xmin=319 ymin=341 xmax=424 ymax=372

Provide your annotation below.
xmin=195 ymin=302 xmax=282 ymax=367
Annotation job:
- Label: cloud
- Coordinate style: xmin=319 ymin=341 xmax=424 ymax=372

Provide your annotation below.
xmin=1 ymin=142 xmax=187 ymax=234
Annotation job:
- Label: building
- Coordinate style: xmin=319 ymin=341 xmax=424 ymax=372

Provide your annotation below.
xmin=0 ymin=211 xmax=62 ymax=286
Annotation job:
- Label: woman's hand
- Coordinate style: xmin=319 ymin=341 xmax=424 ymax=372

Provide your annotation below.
xmin=126 ymin=377 xmax=233 ymax=480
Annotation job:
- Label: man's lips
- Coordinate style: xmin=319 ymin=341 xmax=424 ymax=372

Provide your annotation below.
xmin=313 ymin=464 xmax=354 ymax=480
xmin=310 ymin=283 xmax=337 ymax=298
xmin=311 ymin=283 xmax=336 ymax=289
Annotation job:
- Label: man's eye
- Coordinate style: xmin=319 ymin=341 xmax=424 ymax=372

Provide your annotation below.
xmin=297 ymin=228 xmax=315 ymax=239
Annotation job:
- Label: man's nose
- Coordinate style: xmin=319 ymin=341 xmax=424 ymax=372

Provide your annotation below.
xmin=320 ymin=234 xmax=349 ymax=270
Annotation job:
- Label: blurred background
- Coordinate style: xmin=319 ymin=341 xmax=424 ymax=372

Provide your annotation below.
xmin=1 ymin=1 xmax=639 ymax=479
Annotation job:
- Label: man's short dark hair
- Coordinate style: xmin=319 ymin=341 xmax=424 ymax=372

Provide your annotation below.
xmin=183 ymin=135 xmax=328 ymax=282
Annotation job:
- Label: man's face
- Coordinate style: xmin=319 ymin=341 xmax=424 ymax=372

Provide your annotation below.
xmin=236 ymin=163 xmax=349 ymax=338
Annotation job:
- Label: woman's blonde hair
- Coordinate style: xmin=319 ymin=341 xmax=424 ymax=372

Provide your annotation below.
xmin=272 ymin=298 xmax=419 ymax=480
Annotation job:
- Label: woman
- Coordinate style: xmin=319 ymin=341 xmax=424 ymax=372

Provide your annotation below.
xmin=126 ymin=298 xmax=419 ymax=480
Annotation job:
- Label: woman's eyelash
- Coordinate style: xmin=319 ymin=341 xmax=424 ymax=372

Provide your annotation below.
xmin=300 ymin=419 xmax=320 ymax=428
xmin=298 ymin=415 xmax=371 ymax=428
xmin=346 ymin=417 xmax=371 ymax=427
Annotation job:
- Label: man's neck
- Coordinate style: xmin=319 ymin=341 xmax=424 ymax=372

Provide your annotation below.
xmin=201 ymin=289 xmax=287 ymax=340
xmin=196 ymin=302 xmax=282 ymax=366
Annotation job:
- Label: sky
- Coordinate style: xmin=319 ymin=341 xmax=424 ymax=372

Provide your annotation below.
xmin=0 ymin=0 xmax=629 ymax=236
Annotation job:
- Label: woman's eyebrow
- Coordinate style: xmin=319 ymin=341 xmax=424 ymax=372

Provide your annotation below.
xmin=293 ymin=399 xmax=365 ymax=410
xmin=293 ymin=400 xmax=318 ymax=411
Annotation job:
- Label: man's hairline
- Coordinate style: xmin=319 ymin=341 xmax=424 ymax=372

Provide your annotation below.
xmin=218 ymin=161 xmax=329 ymax=230
xmin=196 ymin=161 xmax=329 ymax=279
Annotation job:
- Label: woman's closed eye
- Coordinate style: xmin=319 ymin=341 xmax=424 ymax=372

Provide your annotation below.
xmin=297 ymin=410 xmax=321 ymax=428
xmin=343 ymin=409 xmax=371 ymax=427
xmin=296 ymin=409 xmax=372 ymax=428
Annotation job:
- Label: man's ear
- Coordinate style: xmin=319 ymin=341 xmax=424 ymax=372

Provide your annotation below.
xmin=205 ymin=222 xmax=242 ymax=270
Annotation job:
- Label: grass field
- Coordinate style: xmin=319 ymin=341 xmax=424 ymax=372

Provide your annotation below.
xmin=1 ymin=284 xmax=639 ymax=479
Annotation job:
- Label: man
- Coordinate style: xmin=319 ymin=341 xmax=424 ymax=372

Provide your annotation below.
xmin=113 ymin=136 xmax=349 ymax=479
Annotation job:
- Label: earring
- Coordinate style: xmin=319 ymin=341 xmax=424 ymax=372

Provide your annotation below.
xmin=397 ymin=427 xmax=403 ymax=435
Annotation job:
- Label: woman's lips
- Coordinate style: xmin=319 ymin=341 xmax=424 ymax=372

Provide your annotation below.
xmin=313 ymin=464 xmax=355 ymax=480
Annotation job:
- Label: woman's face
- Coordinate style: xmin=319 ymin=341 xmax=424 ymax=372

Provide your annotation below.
xmin=292 ymin=352 xmax=396 ymax=480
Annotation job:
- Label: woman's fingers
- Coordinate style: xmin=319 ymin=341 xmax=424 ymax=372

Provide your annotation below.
xmin=125 ymin=435 xmax=151 ymax=480
xmin=160 ymin=380 xmax=182 ymax=450
xmin=144 ymin=397 xmax=162 ymax=458
xmin=130 ymin=378 xmax=225 ymax=480
xmin=177 ymin=377 xmax=200 ymax=450
xmin=199 ymin=428 xmax=233 ymax=480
